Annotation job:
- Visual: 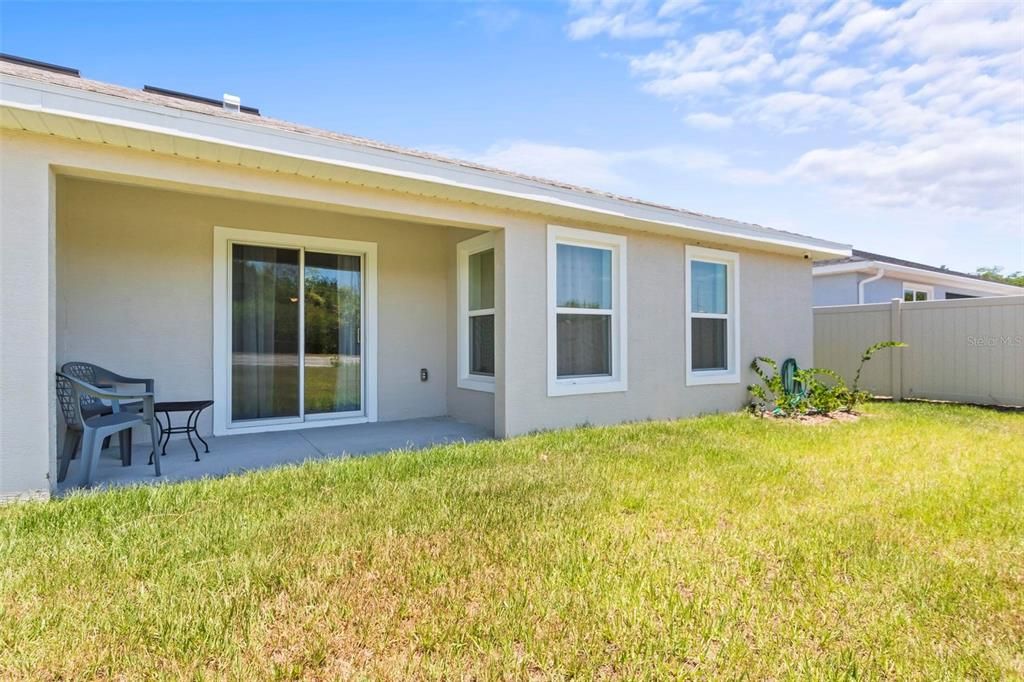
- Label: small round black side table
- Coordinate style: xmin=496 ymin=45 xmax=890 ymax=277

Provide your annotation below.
xmin=150 ymin=400 xmax=214 ymax=462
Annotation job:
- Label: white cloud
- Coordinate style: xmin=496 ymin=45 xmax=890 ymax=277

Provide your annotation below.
xmin=742 ymin=91 xmax=866 ymax=133
xmin=657 ymin=0 xmax=701 ymax=18
xmin=566 ymin=0 xmax=689 ymax=40
xmin=630 ymin=30 xmax=775 ymax=94
xmin=831 ymin=6 xmax=896 ymax=48
xmin=641 ymin=69 xmax=722 ymax=95
xmin=569 ymin=0 xmax=1024 ymax=221
xmin=786 ymin=122 xmax=1024 ymax=217
xmin=469 ymin=5 xmax=522 ymax=34
xmin=684 ymin=112 xmax=733 ymax=130
xmin=811 ymin=66 xmax=871 ymax=92
xmin=451 ymin=140 xmax=771 ymax=193
xmin=796 ymin=31 xmax=830 ymax=52
xmin=471 ymin=140 xmax=629 ymax=189
xmin=774 ymin=12 xmax=809 ymax=38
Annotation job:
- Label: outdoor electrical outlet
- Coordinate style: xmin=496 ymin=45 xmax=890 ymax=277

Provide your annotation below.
xmin=420 ymin=368 xmax=428 ymax=382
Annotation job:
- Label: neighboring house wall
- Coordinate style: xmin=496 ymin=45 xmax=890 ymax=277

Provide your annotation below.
xmin=816 ymin=271 xmax=1013 ymax=305
xmin=931 ymin=283 xmax=1000 ymax=300
xmin=861 ymin=275 xmax=905 ymax=303
xmin=861 ymin=275 xmax=1006 ymax=302
xmin=813 ymin=273 xmax=859 ymax=306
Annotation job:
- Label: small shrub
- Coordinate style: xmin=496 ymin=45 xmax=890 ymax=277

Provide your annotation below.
xmin=748 ymin=341 xmax=907 ymax=417
xmin=798 ymin=368 xmax=847 ymax=414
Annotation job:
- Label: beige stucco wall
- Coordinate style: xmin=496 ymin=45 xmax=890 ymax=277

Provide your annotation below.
xmin=500 ymin=219 xmax=814 ymax=436
xmin=0 ymin=138 xmax=55 ymax=501
xmin=445 ymin=230 xmax=497 ymax=430
xmin=55 ymin=176 xmax=490 ymax=435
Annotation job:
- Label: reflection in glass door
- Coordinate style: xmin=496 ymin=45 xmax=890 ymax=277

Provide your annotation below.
xmin=304 ymin=252 xmax=362 ymax=415
xmin=231 ymin=245 xmax=301 ymax=421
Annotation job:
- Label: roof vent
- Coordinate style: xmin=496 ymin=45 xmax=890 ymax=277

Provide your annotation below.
xmin=0 ymin=53 xmax=80 ymax=77
xmin=142 ymin=85 xmax=261 ymax=115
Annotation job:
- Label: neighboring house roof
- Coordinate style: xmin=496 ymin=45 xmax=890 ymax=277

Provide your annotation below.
xmin=0 ymin=56 xmax=850 ymax=259
xmin=814 ymin=249 xmax=1023 ymax=295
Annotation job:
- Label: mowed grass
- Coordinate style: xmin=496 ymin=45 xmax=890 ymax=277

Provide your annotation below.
xmin=1 ymin=403 xmax=1022 ymax=679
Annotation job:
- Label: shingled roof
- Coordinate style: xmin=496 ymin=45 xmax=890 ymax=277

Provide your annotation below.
xmin=0 ymin=54 xmax=843 ymax=253
xmin=816 ymin=249 xmax=998 ymax=283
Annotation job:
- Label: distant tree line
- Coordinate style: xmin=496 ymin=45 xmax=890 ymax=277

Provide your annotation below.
xmin=976 ymin=266 xmax=1024 ymax=288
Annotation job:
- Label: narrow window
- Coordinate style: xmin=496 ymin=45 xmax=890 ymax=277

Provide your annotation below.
xmin=457 ymin=233 xmax=496 ymax=392
xmin=686 ymin=246 xmax=739 ymax=385
xmin=547 ymin=226 xmax=627 ymax=396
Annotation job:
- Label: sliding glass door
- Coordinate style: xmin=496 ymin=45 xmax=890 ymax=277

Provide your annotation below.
xmin=231 ymin=245 xmax=301 ymax=421
xmin=304 ymin=252 xmax=362 ymax=415
xmin=230 ymin=243 xmax=363 ymax=425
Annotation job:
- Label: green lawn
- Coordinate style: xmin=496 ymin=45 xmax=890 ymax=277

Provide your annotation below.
xmin=2 ymin=403 xmax=1022 ymax=679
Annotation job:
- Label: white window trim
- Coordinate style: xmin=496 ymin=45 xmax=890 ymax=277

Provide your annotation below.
xmin=457 ymin=232 xmax=497 ymax=393
xmin=902 ymin=282 xmax=934 ymax=301
xmin=212 ymin=226 xmax=378 ymax=436
xmin=685 ymin=245 xmax=741 ymax=386
xmin=547 ymin=225 xmax=628 ymax=397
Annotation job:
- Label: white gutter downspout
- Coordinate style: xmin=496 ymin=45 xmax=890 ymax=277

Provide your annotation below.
xmin=858 ymin=267 xmax=885 ymax=304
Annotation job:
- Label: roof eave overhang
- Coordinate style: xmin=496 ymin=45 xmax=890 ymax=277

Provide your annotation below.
xmin=1 ymin=73 xmax=850 ymax=260
xmin=813 ymin=260 xmax=1023 ymax=294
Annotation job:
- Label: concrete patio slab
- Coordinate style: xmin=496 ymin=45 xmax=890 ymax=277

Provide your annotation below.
xmin=57 ymin=417 xmax=492 ymax=493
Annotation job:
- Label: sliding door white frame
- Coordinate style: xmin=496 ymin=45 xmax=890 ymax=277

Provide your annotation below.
xmin=212 ymin=226 xmax=378 ymax=436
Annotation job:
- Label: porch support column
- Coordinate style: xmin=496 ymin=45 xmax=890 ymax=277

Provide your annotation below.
xmin=0 ymin=136 xmax=56 ymax=501
xmin=498 ymin=219 xmax=548 ymax=437
xmin=492 ymin=228 xmax=507 ymax=438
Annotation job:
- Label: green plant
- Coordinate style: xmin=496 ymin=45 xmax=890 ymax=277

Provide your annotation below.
xmin=850 ymin=341 xmax=908 ymax=400
xmin=748 ymin=341 xmax=907 ymax=417
xmin=797 ymin=367 xmax=847 ymax=414
xmin=749 ymin=356 xmax=806 ymax=416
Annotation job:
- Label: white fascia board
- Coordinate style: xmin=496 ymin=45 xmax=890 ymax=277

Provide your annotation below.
xmin=1 ymin=73 xmax=851 ymax=258
xmin=813 ymin=262 xmax=874 ymax=276
xmin=814 ymin=260 xmax=1023 ymax=295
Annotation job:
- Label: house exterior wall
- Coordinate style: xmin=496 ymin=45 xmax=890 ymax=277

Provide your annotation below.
xmin=0 ymin=140 xmax=54 ymax=501
xmin=56 ymin=176 xmax=486 ymax=434
xmin=1 ymin=130 xmax=815 ymax=499
xmin=445 ymin=230 xmax=496 ymax=430
xmin=500 ymin=219 xmax=814 ymax=436
xmin=813 ymin=273 xmax=859 ymax=306
xmin=860 ymin=275 xmax=904 ymax=303
xmin=862 ymin=275 xmax=1008 ymax=302
xmin=815 ymin=271 xmax=1013 ymax=306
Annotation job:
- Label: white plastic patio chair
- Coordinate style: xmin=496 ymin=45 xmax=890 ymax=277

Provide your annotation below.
xmin=55 ymin=372 xmax=161 ymax=487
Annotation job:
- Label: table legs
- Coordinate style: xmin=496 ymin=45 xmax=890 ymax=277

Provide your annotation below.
xmin=149 ymin=405 xmax=212 ymax=464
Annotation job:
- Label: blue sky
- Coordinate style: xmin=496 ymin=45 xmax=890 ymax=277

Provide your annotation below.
xmin=2 ymin=0 xmax=1022 ymax=271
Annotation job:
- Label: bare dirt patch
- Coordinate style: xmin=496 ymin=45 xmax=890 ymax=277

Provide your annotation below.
xmin=754 ymin=411 xmax=861 ymax=425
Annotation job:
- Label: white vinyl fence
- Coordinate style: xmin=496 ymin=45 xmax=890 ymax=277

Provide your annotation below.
xmin=814 ymin=295 xmax=1024 ymax=407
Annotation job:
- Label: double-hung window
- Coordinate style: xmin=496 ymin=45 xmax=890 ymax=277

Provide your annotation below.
xmin=685 ymin=245 xmax=740 ymax=385
xmin=547 ymin=225 xmax=627 ymax=396
xmin=902 ymin=283 xmax=932 ymax=302
xmin=457 ymin=233 xmax=496 ymax=392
